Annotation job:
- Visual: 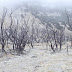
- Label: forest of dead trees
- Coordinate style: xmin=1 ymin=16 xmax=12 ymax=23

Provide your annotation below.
xmin=0 ymin=8 xmax=72 ymax=55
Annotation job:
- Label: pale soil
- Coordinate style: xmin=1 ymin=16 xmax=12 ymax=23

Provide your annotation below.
xmin=0 ymin=43 xmax=72 ymax=72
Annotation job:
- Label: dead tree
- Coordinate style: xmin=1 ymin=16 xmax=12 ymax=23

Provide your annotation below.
xmin=52 ymin=29 xmax=58 ymax=51
xmin=71 ymin=37 xmax=72 ymax=47
xmin=45 ymin=23 xmax=50 ymax=49
xmin=5 ymin=9 xmax=16 ymax=50
xmin=0 ymin=8 xmax=7 ymax=53
xmin=51 ymin=43 xmax=55 ymax=52
xmin=15 ymin=26 xmax=28 ymax=54
xmin=57 ymin=29 xmax=65 ymax=51
xmin=30 ymin=18 xmax=35 ymax=48
xmin=49 ymin=28 xmax=58 ymax=52
xmin=65 ymin=9 xmax=72 ymax=47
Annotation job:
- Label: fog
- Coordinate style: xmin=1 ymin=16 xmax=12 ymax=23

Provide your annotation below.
xmin=0 ymin=0 xmax=72 ymax=8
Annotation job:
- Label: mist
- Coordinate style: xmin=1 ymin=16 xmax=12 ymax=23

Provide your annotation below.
xmin=0 ymin=0 xmax=72 ymax=72
xmin=0 ymin=0 xmax=72 ymax=9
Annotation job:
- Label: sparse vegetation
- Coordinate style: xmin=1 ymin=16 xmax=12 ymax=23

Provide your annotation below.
xmin=0 ymin=1 xmax=72 ymax=72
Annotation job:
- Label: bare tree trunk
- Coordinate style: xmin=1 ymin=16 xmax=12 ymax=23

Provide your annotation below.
xmin=71 ymin=38 xmax=72 ymax=47
xmin=13 ymin=43 xmax=15 ymax=50
xmin=7 ymin=39 xmax=8 ymax=47
xmin=2 ymin=43 xmax=5 ymax=52
xmin=31 ymin=42 xmax=33 ymax=48
xmin=1 ymin=8 xmax=7 ymax=53
xmin=60 ymin=40 xmax=62 ymax=50
xmin=51 ymin=43 xmax=55 ymax=52
xmin=67 ymin=45 xmax=68 ymax=54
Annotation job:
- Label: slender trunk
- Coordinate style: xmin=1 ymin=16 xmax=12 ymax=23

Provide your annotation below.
xmin=60 ymin=43 xmax=62 ymax=50
xmin=67 ymin=46 xmax=68 ymax=54
xmin=31 ymin=42 xmax=33 ymax=48
xmin=2 ymin=44 xmax=7 ymax=54
xmin=71 ymin=39 xmax=72 ymax=47
xmin=13 ymin=43 xmax=15 ymax=50
xmin=51 ymin=43 xmax=55 ymax=52
xmin=2 ymin=44 xmax=5 ymax=52
xmin=7 ymin=39 xmax=8 ymax=47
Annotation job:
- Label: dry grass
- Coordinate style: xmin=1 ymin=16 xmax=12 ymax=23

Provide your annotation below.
xmin=0 ymin=43 xmax=72 ymax=72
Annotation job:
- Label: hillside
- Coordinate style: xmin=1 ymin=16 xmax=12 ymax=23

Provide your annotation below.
xmin=2 ymin=2 xmax=72 ymax=36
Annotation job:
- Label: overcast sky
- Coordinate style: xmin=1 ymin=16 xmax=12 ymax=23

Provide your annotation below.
xmin=0 ymin=0 xmax=72 ymax=8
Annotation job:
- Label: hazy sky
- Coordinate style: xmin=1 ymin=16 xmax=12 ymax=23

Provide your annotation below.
xmin=0 ymin=0 xmax=72 ymax=8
